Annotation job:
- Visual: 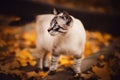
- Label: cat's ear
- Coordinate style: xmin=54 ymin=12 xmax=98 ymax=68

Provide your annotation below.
xmin=62 ymin=11 xmax=70 ymax=20
xmin=63 ymin=11 xmax=72 ymax=25
xmin=53 ymin=8 xmax=60 ymax=15
xmin=63 ymin=11 xmax=69 ymax=17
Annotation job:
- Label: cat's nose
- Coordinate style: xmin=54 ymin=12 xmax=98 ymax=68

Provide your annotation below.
xmin=48 ymin=27 xmax=52 ymax=32
xmin=48 ymin=29 xmax=51 ymax=32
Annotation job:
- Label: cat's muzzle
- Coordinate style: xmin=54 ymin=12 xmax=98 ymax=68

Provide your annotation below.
xmin=48 ymin=27 xmax=58 ymax=36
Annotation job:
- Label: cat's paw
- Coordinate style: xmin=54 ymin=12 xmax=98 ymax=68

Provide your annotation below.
xmin=48 ymin=70 xmax=56 ymax=75
xmin=43 ymin=67 xmax=49 ymax=72
xmin=34 ymin=68 xmax=41 ymax=73
xmin=74 ymin=73 xmax=84 ymax=80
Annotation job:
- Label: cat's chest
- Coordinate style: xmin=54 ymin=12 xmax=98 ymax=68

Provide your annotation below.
xmin=54 ymin=37 xmax=77 ymax=54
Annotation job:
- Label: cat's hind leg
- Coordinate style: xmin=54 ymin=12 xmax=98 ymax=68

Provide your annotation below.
xmin=72 ymin=54 xmax=84 ymax=80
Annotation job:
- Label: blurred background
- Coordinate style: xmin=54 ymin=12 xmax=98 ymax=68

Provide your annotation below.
xmin=0 ymin=0 xmax=120 ymax=36
xmin=0 ymin=0 xmax=120 ymax=80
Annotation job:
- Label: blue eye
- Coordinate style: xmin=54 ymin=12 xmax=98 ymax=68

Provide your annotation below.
xmin=54 ymin=25 xmax=60 ymax=31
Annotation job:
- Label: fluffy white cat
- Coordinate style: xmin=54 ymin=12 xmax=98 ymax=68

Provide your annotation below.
xmin=35 ymin=9 xmax=86 ymax=79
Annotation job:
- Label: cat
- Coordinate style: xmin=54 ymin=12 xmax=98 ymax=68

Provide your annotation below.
xmin=35 ymin=9 xmax=86 ymax=79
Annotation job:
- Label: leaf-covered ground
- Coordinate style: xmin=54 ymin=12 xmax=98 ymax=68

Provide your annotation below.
xmin=0 ymin=15 xmax=120 ymax=80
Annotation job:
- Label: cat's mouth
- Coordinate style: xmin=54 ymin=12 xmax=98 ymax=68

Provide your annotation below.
xmin=48 ymin=29 xmax=57 ymax=36
xmin=48 ymin=26 xmax=67 ymax=36
xmin=48 ymin=31 xmax=59 ymax=36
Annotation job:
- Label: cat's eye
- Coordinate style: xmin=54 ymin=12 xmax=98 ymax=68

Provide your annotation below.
xmin=60 ymin=16 xmax=64 ymax=19
xmin=54 ymin=25 xmax=60 ymax=31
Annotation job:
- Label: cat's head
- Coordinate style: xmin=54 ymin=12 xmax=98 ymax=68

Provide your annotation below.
xmin=48 ymin=9 xmax=73 ymax=36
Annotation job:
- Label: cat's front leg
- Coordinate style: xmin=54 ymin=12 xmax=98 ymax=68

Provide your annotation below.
xmin=48 ymin=50 xmax=59 ymax=75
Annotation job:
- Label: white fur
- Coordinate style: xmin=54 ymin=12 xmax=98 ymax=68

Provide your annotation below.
xmin=36 ymin=14 xmax=86 ymax=73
